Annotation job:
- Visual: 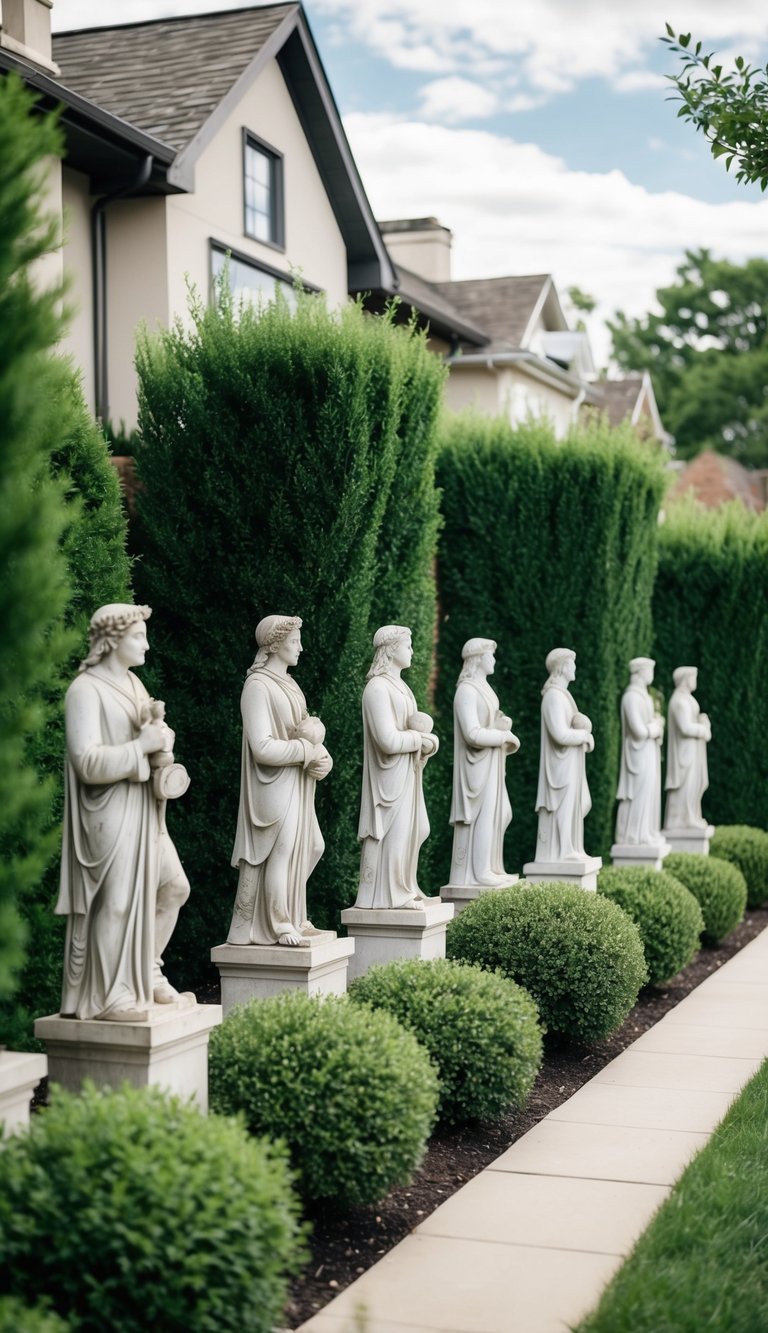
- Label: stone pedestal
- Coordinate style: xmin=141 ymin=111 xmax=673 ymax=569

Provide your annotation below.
xmin=341 ymin=899 xmax=455 ymax=983
xmin=522 ymin=856 xmax=603 ymax=892
xmin=440 ymin=877 xmax=519 ymax=916
xmin=662 ymin=824 xmax=715 ymax=856
xmin=211 ymin=936 xmax=355 ymax=1015
xmin=0 ymin=1050 xmax=47 ymax=1135
xmin=34 ymin=1000 xmax=221 ymax=1112
xmin=610 ymin=840 xmax=671 ymax=871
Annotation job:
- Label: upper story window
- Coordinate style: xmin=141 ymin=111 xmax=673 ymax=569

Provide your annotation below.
xmin=243 ymin=132 xmax=284 ymax=249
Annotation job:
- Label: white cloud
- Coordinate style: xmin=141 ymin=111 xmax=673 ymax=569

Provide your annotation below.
xmin=418 ymin=77 xmax=498 ymax=122
xmin=342 ymin=111 xmax=768 ymax=365
xmin=614 ymin=69 xmax=668 ymax=93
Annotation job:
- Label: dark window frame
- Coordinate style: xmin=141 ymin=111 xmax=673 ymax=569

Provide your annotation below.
xmin=209 ymin=240 xmax=321 ymax=307
xmin=242 ymin=129 xmax=285 ymax=251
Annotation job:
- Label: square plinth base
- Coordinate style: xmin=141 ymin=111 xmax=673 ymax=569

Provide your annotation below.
xmin=0 ymin=1050 xmax=47 ymax=1135
xmin=522 ymin=856 xmax=603 ymax=891
xmin=662 ymin=825 xmax=715 ymax=856
xmin=34 ymin=1002 xmax=222 ymax=1112
xmin=611 ymin=842 xmax=671 ymax=871
xmin=440 ymin=877 xmax=519 ymax=915
xmin=211 ymin=936 xmax=355 ymax=1014
xmin=340 ymin=900 xmax=455 ymax=982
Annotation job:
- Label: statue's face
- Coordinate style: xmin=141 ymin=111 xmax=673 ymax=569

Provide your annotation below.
xmin=115 ymin=620 xmax=148 ymax=669
xmin=275 ymin=629 xmax=302 ymax=667
xmin=562 ymin=655 xmax=576 ymax=683
xmin=637 ymin=662 xmax=654 ymax=687
xmin=391 ymin=634 xmax=413 ymax=670
xmin=481 ymin=650 xmax=496 ymax=676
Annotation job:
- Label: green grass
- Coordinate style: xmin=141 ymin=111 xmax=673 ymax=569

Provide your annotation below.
xmin=577 ymin=1055 xmax=768 ymax=1333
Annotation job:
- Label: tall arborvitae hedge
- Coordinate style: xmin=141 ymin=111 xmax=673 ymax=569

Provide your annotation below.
xmin=134 ymin=290 xmax=442 ymax=986
xmin=0 ymin=77 xmax=72 ymax=1001
xmin=433 ymin=414 xmax=666 ymax=879
xmin=652 ymin=500 xmax=768 ymax=828
xmin=0 ymin=380 xmax=132 ymax=1047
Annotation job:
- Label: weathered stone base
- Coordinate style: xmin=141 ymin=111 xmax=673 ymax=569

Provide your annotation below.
xmin=340 ymin=899 xmax=455 ymax=982
xmin=211 ymin=936 xmax=355 ymax=1015
xmin=662 ymin=824 xmax=715 ymax=856
xmin=0 ymin=1050 xmax=47 ymax=1134
xmin=34 ymin=1000 xmax=221 ymax=1112
xmin=522 ymin=856 xmax=603 ymax=892
xmin=610 ymin=841 xmax=671 ymax=871
xmin=440 ymin=877 xmax=519 ymax=915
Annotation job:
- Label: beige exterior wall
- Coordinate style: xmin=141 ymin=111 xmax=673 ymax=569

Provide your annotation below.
xmin=105 ymin=197 xmax=169 ymax=428
xmin=383 ymin=228 xmax=452 ymax=282
xmin=166 ymin=56 xmax=348 ymax=322
xmin=61 ymin=167 xmax=94 ymax=411
xmin=30 ymin=155 xmax=63 ymax=297
xmin=445 ymin=363 xmax=576 ymax=436
xmin=444 ymin=365 xmax=504 ymax=417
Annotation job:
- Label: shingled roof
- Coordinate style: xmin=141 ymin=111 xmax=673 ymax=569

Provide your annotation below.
xmin=431 ymin=274 xmax=551 ymax=351
xmin=53 ymin=5 xmax=294 ymax=153
xmin=598 ymin=375 xmax=646 ymax=427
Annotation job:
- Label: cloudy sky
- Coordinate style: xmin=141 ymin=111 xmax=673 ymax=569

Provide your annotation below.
xmin=53 ymin=0 xmax=768 ymax=364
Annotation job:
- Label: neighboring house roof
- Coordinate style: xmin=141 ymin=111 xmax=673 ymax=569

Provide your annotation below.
xmin=670 ymin=449 xmax=766 ymax=511
xmin=431 ymin=274 xmax=552 ymax=351
xmin=391 ymin=265 xmax=489 ymax=347
xmin=595 ymin=371 xmax=671 ymax=446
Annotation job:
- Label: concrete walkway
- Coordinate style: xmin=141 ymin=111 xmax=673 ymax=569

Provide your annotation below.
xmin=298 ymin=925 xmax=768 ymax=1333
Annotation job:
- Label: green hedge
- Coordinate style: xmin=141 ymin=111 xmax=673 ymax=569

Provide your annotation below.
xmin=134 ymin=291 xmax=443 ymax=983
xmin=664 ymin=852 xmax=747 ymax=942
xmin=597 ymin=866 xmax=703 ymax=985
xmin=709 ymin=825 xmax=768 ymax=908
xmin=209 ymin=993 xmax=439 ymax=1205
xmin=653 ymin=501 xmax=768 ymax=829
xmin=446 ymin=883 xmax=648 ymax=1043
xmin=0 ymin=1083 xmax=304 ymax=1333
xmin=434 ymin=414 xmax=666 ymax=881
xmin=0 ymin=1298 xmax=68 ymax=1333
xmin=349 ymin=958 xmax=543 ymax=1124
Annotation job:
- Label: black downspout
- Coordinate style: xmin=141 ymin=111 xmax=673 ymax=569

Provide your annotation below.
xmin=91 ymin=154 xmax=153 ymax=425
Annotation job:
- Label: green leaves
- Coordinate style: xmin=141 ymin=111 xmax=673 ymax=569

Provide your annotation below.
xmin=709 ymin=826 xmax=768 ymax=908
xmin=664 ymin=852 xmax=747 ymax=943
xmin=598 ymin=866 xmax=704 ymax=986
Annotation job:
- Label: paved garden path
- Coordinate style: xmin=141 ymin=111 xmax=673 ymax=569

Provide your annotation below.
xmin=298 ymin=925 xmax=768 ymax=1333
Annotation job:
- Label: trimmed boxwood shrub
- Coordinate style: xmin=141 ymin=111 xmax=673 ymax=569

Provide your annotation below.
xmin=209 ymin=993 xmax=439 ymax=1205
xmin=664 ymin=852 xmax=747 ymax=943
xmin=0 ymin=1299 xmax=68 ymax=1333
xmin=446 ymin=884 xmax=648 ymax=1044
xmin=0 ymin=1083 xmax=304 ymax=1333
xmin=598 ymin=866 xmax=703 ymax=986
xmin=349 ymin=958 xmax=543 ymax=1124
xmin=709 ymin=825 xmax=768 ymax=908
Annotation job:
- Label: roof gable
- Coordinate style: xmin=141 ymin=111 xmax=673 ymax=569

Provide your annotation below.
xmin=432 ymin=273 xmax=552 ymax=351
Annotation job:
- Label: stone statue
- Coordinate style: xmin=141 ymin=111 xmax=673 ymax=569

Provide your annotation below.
xmin=664 ymin=666 xmax=711 ymax=830
xmin=615 ymin=657 xmax=665 ymax=846
xmin=534 ymin=647 xmax=595 ymax=862
xmin=56 ymin=604 xmax=191 ymax=1022
xmin=447 ymin=638 xmax=520 ymax=889
xmin=355 ymin=625 xmax=439 ymax=909
xmin=228 ymin=615 xmax=332 ymax=947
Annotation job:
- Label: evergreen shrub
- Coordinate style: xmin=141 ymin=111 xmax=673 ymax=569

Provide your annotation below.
xmin=434 ymin=414 xmax=666 ymax=881
xmin=209 ymin=993 xmax=439 ymax=1205
xmin=349 ymin=958 xmax=543 ymax=1124
xmin=0 ymin=1083 xmax=304 ymax=1333
xmin=135 ymin=290 xmax=444 ymax=983
xmin=653 ymin=501 xmax=768 ymax=829
xmin=664 ymin=852 xmax=747 ymax=942
xmin=446 ymin=884 xmax=648 ymax=1043
xmin=597 ymin=866 xmax=703 ymax=985
xmin=0 ymin=1299 xmax=68 ymax=1333
xmin=709 ymin=825 xmax=768 ymax=908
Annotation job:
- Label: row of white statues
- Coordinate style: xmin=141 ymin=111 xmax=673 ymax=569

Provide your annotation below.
xmin=56 ymin=605 xmax=712 ymax=1020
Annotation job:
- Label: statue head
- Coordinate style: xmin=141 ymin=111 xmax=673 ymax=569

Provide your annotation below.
xmin=458 ymin=637 xmax=497 ymax=683
xmin=367 ymin=625 xmax=412 ymax=679
xmin=79 ymin=603 xmax=152 ymax=672
xmin=544 ymin=647 xmax=576 ymax=688
xmin=629 ymin=656 xmax=655 ymax=686
xmin=673 ymin=665 xmax=697 ymax=692
xmin=249 ymin=615 xmax=303 ymax=673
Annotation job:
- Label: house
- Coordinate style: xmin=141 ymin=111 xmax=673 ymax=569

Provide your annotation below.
xmin=596 ymin=372 xmax=671 ymax=447
xmin=1 ymin=0 xmax=394 ymax=428
xmin=670 ymin=450 xmax=767 ymax=511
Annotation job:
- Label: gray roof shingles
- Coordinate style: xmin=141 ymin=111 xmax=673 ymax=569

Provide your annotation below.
xmin=432 ymin=274 xmax=550 ymax=350
xmin=598 ymin=375 xmax=644 ymax=426
xmin=52 ymin=4 xmax=295 ymax=152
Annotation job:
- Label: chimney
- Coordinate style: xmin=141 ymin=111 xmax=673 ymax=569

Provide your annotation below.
xmin=0 ymin=0 xmax=60 ymax=75
xmin=379 ymin=217 xmax=453 ymax=283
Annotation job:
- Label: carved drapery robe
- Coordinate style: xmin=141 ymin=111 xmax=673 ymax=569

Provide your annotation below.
xmin=534 ymin=684 xmax=591 ymax=861
xmin=449 ymin=679 xmax=513 ymax=886
xmin=356 ymin=674 xmax=429 ymax=908
xmin=664 ymin=688 xmax=710 ymax=829
xmin=229 ymin=668 xmax=323 ymax=945
xmin=615 ymin=685 xmax=663 ymax=844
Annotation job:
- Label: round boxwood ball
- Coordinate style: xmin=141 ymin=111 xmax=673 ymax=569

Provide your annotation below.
xmin=710 ymin=825 xmax=768 ymax=908
xmin=209 ymin=993 xmax=439 ymax=1206
xmin=349 ymin=958 xmax=543 ymax=1124
xmin=446 ymin=883 xmax=647 ymax=1044
xmin=0 ymin=1082 xmax=304 ymax=1333
xmin=598 ymin=866 xmax=704 ymax=985
xmin=664 ymin=852 xmax=747 ymax=943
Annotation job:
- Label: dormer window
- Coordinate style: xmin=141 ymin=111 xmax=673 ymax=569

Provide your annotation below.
xmin=243 ymin=132 xmax=284 ymax=249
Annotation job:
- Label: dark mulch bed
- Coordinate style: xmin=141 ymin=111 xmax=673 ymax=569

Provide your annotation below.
xmin=284 ymin=907 xmax=768 ymax=1329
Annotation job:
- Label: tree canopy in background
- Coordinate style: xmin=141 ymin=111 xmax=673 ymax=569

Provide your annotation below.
xmin=610 ymin=249 xmax=768 ymax=464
